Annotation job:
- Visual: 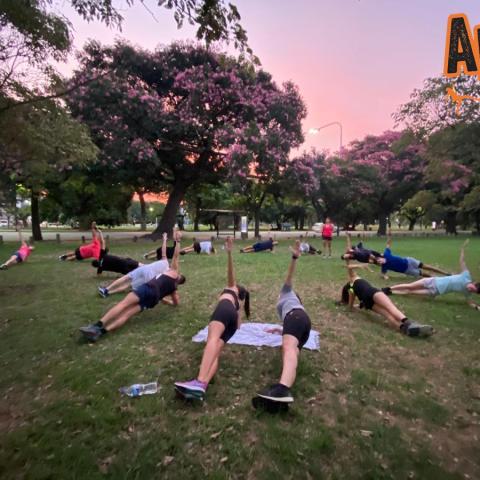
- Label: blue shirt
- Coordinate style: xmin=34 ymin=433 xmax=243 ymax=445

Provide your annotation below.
xmin=382 ymin=248 xmax=409 ymax=274
xmin=434 ymin=270 xmax=472 ymax=295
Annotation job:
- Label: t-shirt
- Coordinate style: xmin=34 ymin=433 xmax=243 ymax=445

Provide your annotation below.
xmin=381 ymin=248 xmax=408 ymax=274
xmin=434 ymin=270 xmax=472 ymax=295
xmin=17 ymin=243 xmax=33 ymax=260
xmin=300 ymin=242 xmax=310 ymax=253
xmin=276 ymin=284 xmax=304 ymax=321
xmin=200 ymin=241 xmax=212 ymax=254
xmin=322 ymin=223 xmax=334 ymax=237
xmin=98 ymin=254 xmax=138 ymax=275
xmin=352 ymin=243 xmax=382 ymax=263
xmin=79 ymin=238 xmax=101 ymax=260
xmin=253 ymin=240 xmax=274 ymax=252
xmin=128 ymin=259 xmax=169 ymax=289
xmin=146 ymin=274 xmax=177 ymax=303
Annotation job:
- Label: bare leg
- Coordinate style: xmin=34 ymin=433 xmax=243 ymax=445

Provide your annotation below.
xmin=3 ymin=255 xmax=18 ymax=268
xmin=391 ymin=279 xmax=427 ymax=294
xmin=106 ymin=275 xmax=131 ymax=294
xmin=100 ymin=292 xmax=139 ymax=327
xmin=372 ymin=292 xmax=406 ymax=322
xmin=197 ymin=321 xmax=225 ymax=383
xmin=421 ymin=264 xmax=450 ymax=275
xmin=205 ymin=358 xmax=219 ymax=384
xmin=327 ymin=239 xmax=332 ymax=256
xmin=372 ymin=303 xmax=402 ymax=330
xmin=104 ymin=303 xmax=141 ymax=332
xmin=279 ymin=335 xmax=300 ymax=387
xmin=241 ymin=247 xmax=254 ymax=253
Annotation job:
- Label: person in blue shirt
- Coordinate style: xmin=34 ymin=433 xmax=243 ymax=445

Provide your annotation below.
xmin=388 ymin=240 xmax=480 ymax=310
xmin=379 ymin=230 xmax=450 ymax=279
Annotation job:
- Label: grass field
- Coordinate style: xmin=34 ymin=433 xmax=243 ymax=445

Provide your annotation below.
xmin=0 ymin=236 xmax=479 ymax=479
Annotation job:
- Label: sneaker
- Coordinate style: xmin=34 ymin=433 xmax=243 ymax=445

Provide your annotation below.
xmin=79 ymin=324 xmax=103 ymax=342
xmin=381 ymin=287 xmax=392 ymax=296
xmin=98 ymin=286 xmax=109 ymax=298
xmin=0 ymin=264 xmax=7 ymax=270
xmin=142 ymin=253 xmax=148 ymax=259
xmin=58 ymin=255 xmax=67 ymax=261
xmin=256 ymin=383 xmax=294 ymax=403
xmin=401 ymin=321 xmax=433 ymax=338
xmin=174 ymin=379 xmax=207 ymax=394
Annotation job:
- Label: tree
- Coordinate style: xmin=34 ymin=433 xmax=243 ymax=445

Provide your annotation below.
xmin=341 ymin=131 xmax=426 ymax=235
xmin=0 ymin=97 xmax=98 ymax=239
xmin=68 ymin=42 xmax=305 ymax=238
xmin=393 ymin=75 xmax=480 ymax=137
xmin=400 ymin=190 xmax=436 ymax=230
xmin=460 ymin=186 xmax=480 ymax=233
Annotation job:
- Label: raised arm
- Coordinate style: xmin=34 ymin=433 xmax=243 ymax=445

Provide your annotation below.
xmin=346 ymin=232 xmax=352 ymax=250
xmin=91 ymin=221 xmax=98 ymax=240
xmin=98 ymin=228 xmax=105 ymax=250
xmin=386 ymin=228 xmax=392 ymax=249
xmin=161 ymin=232 xmax=167 ymax=260
xmin=171 ymin=230 xmax=181 ymax=272
xmin=459 ymin=239 xmax=469 ymax=272
xmin=284 ymin=240 xmax=301 ymax=287
xmin=225 ymin=236 xmax=235 ymax=287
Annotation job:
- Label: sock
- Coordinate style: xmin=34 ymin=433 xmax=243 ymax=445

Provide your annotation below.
xmin=95 ymin=321 xmax=107 ymax=334
xmin=399 ymin=318 xmax=409 ymax=332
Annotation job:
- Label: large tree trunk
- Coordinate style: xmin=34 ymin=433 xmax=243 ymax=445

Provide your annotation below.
xmin=377 ymin=213 xmax=388 ymax=236
xmin=194 ymin=195 xmax=201 ymax=231
xmin=311 ymin=198 xmax=323 ymax=222
xmin=408 ymin=219 xmax=415 ymax=231
xmin=445 ymin=211 xmax=457 ymax=235
xmin=299 ymin=213 xmax=305 ymax=230
xmin=31 ymin=190 xmax=42 ymax=241
xmin=253 ymin=192 xmax=267 ymax=237
xmin=151 ymin=182 xmax=187 ymax=239
xmin=138 ymin=191 xmax=147 ymax=231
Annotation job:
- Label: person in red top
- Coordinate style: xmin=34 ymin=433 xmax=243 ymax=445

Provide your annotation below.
xmin=321 ymin=217 xmax=334 ymax=258
xmin=58 ymin=222 xmax=102 ymax=262
xmin=0 ymin=227 xmax=34 ymax=270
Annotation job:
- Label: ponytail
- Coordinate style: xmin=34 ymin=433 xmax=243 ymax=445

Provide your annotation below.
xmin=238 ymin=285 xmax=250 ymax=319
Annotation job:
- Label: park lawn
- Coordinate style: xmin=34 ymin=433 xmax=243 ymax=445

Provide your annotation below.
xmin=0 ymin=236 xmax=479 ymax=479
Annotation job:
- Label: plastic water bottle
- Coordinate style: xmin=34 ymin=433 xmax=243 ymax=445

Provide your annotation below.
xmin=119 ymin=382 xmax=158 ymax=397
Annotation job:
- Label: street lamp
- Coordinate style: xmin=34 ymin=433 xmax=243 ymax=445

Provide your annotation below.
xmin=308 ymin=122 xmax=343 ymax=150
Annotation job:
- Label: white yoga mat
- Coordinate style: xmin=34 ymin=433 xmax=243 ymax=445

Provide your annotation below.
xmin=192 ymin=322 xmax=320 ymax=351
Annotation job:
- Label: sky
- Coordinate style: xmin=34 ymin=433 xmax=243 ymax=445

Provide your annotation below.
xmin=58 ymin=0 xmax=480 ymax=153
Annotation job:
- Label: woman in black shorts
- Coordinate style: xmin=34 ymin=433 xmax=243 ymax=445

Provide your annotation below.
xmin=339 ymin=261 xmax=433 ymax=337
xmin=254 ymin=240 xmax=312 ymax=407
xmin=79 ymin=231 xmax=186 ymax=342
xmin=174 ymin=236 xmax=249 ymax=400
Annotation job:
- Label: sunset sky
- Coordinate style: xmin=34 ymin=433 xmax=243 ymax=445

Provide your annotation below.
xmin=59 ymin=0 xmax=480 ymax=153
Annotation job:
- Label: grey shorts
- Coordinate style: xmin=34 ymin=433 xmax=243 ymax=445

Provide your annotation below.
xmin=405 ymin=257 xmax=421 ymax=277
xmin=423 ymin=277 xmax=439 ymax=296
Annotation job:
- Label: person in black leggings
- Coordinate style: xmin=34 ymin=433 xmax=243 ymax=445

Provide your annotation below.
xmin=79 ymin=231 xmax=186 ymax=342
xmin=339 ymin=261 xmax=433 ymax=337
xmin=254 ymin=240 xmax=312 ymax=408
xmin=174 ymin=236 xmax=250 ymax=400
xmin=341 ymin=233 xmax=383 ymax=264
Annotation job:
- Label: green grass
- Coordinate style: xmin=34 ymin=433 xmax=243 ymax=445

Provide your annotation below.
xmin=0 ymin=236 xmax=479 ymax=479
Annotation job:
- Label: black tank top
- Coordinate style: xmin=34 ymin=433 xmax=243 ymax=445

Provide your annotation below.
xmin=352 ymin=278 xmax=377 ymax=302
xmin=147 ymin=274 xmax=177 ymax=302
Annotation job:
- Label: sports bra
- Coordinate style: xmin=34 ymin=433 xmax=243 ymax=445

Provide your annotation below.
xmin=221 ymin=288 xmax=240 ymax=311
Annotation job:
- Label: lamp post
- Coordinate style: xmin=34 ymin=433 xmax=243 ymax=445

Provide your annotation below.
xmin=308 ymin=122 xmax=343 ymax=150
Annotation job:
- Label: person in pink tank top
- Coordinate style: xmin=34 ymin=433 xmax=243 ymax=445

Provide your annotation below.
xmin=0 ymin=227 xmax=35 ymax=270
xmin=58 ymin=222 xmax=102 ymax=262
xmin=321 ymin=217 xmax=334 ymax=258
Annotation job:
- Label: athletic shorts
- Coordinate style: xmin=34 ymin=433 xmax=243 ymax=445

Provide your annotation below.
xmin=358 ymin=288 xmax=380 ymax=310
xmin=422 ymin=277 xmax=439 ymax=296
xmin=210 ymin=299 xmax=238 ymax=343
xmin=133 ymin=284 xmax=158 ymax=311
xmin=322 ymin=235 xmax=332 ymax=241
xmin=283 ymin=308 xmax=311 ymax=349
xmin=13 ymin=251 xmax=23 ymax=263
xmin=74 ymin=247 xmax=83 ymax=261
xmin=405 ymin=257 xmax=422 ymax=277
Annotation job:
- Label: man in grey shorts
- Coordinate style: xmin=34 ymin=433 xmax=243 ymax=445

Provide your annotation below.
xmin=253 ymin=240 xmax=312 ymax=408
xmin=379 ymin=230 xmax=450 ymax=280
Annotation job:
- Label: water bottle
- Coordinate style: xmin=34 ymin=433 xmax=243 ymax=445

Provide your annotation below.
xmin=119 ymin=382 xmax=158 ymax=397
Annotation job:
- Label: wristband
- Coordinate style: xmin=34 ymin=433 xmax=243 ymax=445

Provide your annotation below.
xmin=292 ymin=255 xmax=299 ymax=260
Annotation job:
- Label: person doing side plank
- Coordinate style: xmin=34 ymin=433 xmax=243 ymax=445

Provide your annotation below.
xmin=79 ymin=232 xmax=186 ymax=342
xmin=387 ymin=240 xmax=480 ymax=311
xmin=98 ymin=232 xmax=171 ymax=297
xmin=0 ymin=227 xmax=34 ymax=270
xmin=339 ymin=261 xmax=433 ymax=337
xmin=174 ymin=236 xmax=250 ymax=401
xmin=58 ymin=222 xmax=102 ymax=261
xmin=253 ymin=240 xmax=312 ymax=408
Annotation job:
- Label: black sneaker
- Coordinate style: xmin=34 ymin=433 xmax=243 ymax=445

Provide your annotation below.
xmin=401 ymin=321 xmax=433 ymax=338
xmin=381 ymin=287 xmax=392 ymax=296
xmin=256 ymin=383 xmax=294 ymax=403
xmin=98 ymin=286 xmax=109 ymax=298
xmin=79 ymin=324 xmax=103 ymax=342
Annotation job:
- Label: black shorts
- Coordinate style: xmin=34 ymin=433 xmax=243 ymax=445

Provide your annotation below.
xmin=283 ymin=309 xmax=311 ymax=349
xmin=322 ymin=235 xmax=332 ymax=241
xmin=13 ymin=251 xmax=23 ymax=263
xmin=210 ymin=299 xmax=238 ymax=343
xmin=133 ymin=284 xmax=158 ymax=311
xmin=156 ymin=246 xmax=175 ymax=260
xmin=74 ymin=247 xmax=83 ymax=261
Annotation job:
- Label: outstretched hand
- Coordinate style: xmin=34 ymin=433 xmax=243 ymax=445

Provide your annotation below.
xmin=462 ymin=239 xmax=470 ymax=248
xmin=225 ymin=236 xmax=233 ymax=252
xmin=290 ymin=239 xmax=301 ymax=258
